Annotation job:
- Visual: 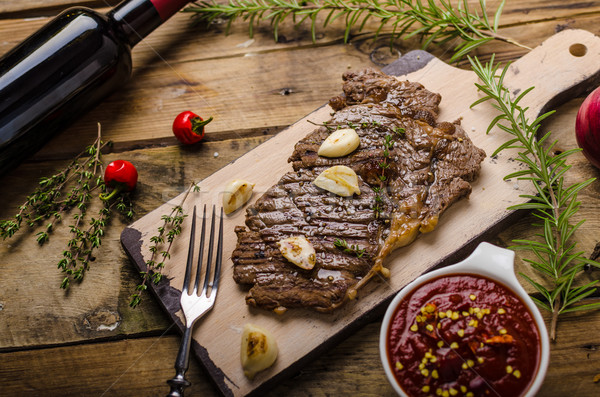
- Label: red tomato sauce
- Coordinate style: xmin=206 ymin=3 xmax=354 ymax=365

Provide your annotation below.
xmin=386 ymin=274 xmax=541 ymax=397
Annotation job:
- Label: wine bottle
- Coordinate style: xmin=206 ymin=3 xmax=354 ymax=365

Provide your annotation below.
xmin=0 ymin=0 xmax=191 ymax=175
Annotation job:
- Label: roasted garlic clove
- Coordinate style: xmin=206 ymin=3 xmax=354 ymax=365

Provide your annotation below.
xmin=241 ymin=323 xmax=278 ymax=380
xmin=313 ymin=165 xmax=361 ymax=197
xmin=223 ymin=179 xmax=255 ymax=214
xmin=277 ymin=235 xmax=316 ymax=270
xmin=318 ymin=128 xmax=360 ymax=157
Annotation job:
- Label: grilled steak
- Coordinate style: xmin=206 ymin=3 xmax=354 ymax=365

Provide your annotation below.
xmin=232 ymin=68 xmax=485 ymax=313
xmin=328 ymin=68 xmax=442 ymax=126
xmin=232 ymin=169 xmax=392 ymax=312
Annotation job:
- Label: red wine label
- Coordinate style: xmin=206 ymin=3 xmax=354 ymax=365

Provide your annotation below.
xmin=150 ymin=0 xmax=190 ymax=21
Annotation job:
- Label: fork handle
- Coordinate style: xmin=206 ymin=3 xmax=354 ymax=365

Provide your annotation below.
xmin=167 ymin=324 xmax=194 ymax=397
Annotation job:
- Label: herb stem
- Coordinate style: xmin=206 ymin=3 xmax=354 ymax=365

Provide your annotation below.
xmin=484 ymin=30 xmax=532 ymax=51
xmin=550 ymin=295 xmax=560 ymax=341
xmin=130 ymin=181 xmax=200 ymax=307
xmin=334 ymin=238 xmax=366 ymax=258
xmin=469 ymin=54 xmax=600 ymax=340
xmin=92 ymin=122 xmax=103 ymax=176
xmin=187 ymin=0 xmax=526 ymax=61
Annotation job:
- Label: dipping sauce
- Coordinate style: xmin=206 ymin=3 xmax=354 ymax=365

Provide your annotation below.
xmin=386 ymin=274 xmax=541 ymax=397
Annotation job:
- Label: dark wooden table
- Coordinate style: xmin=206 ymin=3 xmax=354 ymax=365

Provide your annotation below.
xmin=1 ymin=1 xmax=600 ymax=395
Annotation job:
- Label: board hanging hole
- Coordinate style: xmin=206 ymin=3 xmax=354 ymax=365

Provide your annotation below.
xmin=569 ymin=43 xmax=587 ymax=57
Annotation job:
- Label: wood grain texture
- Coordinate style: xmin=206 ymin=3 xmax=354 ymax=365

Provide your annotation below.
xmin=118 ymin=29 xmax=600 ymax=396
xmin=0 ymin=2 xmax=599 ymax=160
xmin=0 ymin=1 xmax=119 ymax=16
xmin=0 ymin=137 xmax=269 ymax=349
xmin=1 ymin=1 xmax=600 ymax=396
xmin=1 ymin=311 xmax=600 ymax=396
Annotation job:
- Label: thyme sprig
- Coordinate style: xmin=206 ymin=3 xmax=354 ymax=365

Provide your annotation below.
xmin=0 ymin=124 xmax=135 ymax=289
xmin=1 ymin=125 xmax=111 ymax=242
xmin=334 ymin=237 xmax=366 ymax=258
xmin=372 ymin=186 xmax=384 ymax=217
xmin=373 ymin=127 xmax=404 ymax=217
xmin=186 ymin=0 xmax=529 ymax=61
xmin=469 ymin=55 xmax=600 ymax=341
xmin=379 ymin=134 xmax=393 ymax=182
xmin=59 ymin=194 xmax=133 ymax=289
xmin=130 ymin=181 xmax=200 ymax=308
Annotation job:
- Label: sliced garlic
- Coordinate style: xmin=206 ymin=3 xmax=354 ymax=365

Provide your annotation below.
xmin=277 ymin=236 xmax=316 ymax=270
xmin=313 ymin=165 xmax=361 ymax=197
xmin=318 ymin=128 xmax=360 ymax=157
xmin=223 ymin=179 xmax=255 ymax=214
xmin=241 ymin=323 xmax=278 ymax=380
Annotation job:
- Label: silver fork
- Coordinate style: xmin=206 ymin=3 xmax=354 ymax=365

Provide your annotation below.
xmin=167 ymin=204 xmax=223 ymax=397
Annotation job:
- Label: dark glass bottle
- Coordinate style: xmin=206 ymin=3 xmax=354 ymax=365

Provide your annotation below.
xmin=0 ymin=0 xmax=190 ymax=175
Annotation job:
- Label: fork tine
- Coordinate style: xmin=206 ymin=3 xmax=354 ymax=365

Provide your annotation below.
xmin=192 ymin=205 xmax=207 ymax=296
xmin=181 ymin=205 xmax=197 ymax=295
xmin=201 ymin=205 xmax=217 ymax=296
xmin=212 ymin=207 xmax=224 ymax=293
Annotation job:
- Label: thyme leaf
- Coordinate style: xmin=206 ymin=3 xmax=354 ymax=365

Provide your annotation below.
xmin=334 ymin=238 xmax=366 ymax=258
xmin=129 ymin=182 xmax=201 ymax=307
xmin=0 ymin=123 xmax=135 ymax=289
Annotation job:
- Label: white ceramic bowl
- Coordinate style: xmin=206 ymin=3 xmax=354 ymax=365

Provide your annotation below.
xmin=379 ymin=242 xmax=550 ymax=396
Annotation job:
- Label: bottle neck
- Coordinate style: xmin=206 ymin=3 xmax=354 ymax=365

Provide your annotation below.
xmin=109 ymin=0 xmax=190 ymax=47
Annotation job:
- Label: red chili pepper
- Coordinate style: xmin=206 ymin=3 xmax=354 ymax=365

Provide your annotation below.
xmin=100 ymin=160 xmax=138 ymax=201
xmin=485 ymin=334 xmax=514 ymax=345
xmin=172 ymin=110 xmax=213 ymax=145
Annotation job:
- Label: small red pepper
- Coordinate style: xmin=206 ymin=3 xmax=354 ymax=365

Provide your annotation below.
xmin=172 ymin=110 xmax=213 ymax=145
xmin=100 ymin=160 xmax=138 ymax=201
xmin=485 ymin=334 xmax=515 ymax=345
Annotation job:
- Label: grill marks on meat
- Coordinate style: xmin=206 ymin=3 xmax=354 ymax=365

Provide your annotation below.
xmin=232 ymin=170 xmax=391 ymax=312
xmin=370 ymin=120 xmax=485 ymax=284
xmin=232 ymin=68 xmax=485 ymax=313
xmin=289 ymin=103 xmax=437 ymax=186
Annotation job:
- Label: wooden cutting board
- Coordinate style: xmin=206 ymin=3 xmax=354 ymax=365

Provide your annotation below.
xmin=121 ymin=29 xmax=600 ymax=396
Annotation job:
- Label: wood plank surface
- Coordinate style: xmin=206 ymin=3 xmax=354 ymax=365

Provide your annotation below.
xmin=1 ymin=310 xmax=600 ymax=396
xmin=121 ymin=29 xmax=600 ymax=396
xmin=0 ymin=2 xmax=598 ymax=159
xmin=1 ymin=0 xmax=600 ymax=396
xmin=0 ymin=1 xmax=119 ymax=16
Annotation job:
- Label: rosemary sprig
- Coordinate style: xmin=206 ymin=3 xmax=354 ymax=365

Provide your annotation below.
xmin=186 ymin=0 xmax=529 ymax=61
xmin=129 ymin=182 xmax=200 ymax=308
xmin=334 ymin=237 xmax=366 ymax=258
xmin=469 ymin=55 xmax=600 ymax=341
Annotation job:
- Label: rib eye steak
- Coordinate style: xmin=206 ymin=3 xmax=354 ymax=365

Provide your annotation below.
xmin=232 ymin=68 xmax=486 ymax=313
xmin=232 ymin=169 xmax=392 ymax=312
